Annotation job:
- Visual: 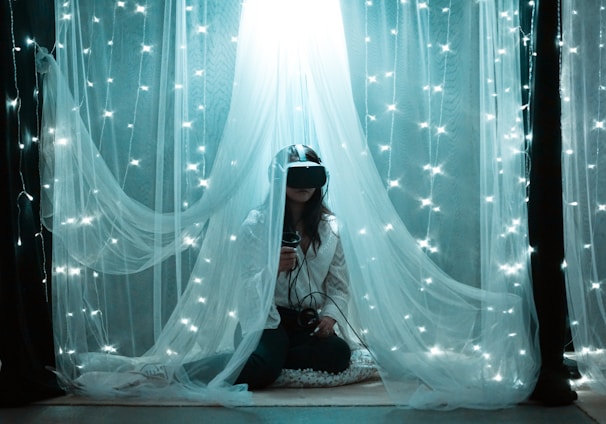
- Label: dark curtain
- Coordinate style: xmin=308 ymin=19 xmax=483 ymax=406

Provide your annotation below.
xmin=0 ymin=0 xmax=63 ymax=407
xmin=527 ymin=0 xmax=578 ymax=405
xmin=0 ymin=0 xmax=574 ymax=407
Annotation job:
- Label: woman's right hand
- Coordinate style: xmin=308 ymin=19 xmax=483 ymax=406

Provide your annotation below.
xmin=278 ymin=246 xmax=297 ymax=273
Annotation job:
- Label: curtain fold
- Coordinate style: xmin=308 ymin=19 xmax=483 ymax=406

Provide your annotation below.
xmin=561 ymin=0 xmax=606 ymax=395
xmin=39 ymin=0 xmax=541 ymax=409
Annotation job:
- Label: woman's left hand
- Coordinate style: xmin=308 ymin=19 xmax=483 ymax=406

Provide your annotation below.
xmin=314 ymin=316 xmax=336 ymax=338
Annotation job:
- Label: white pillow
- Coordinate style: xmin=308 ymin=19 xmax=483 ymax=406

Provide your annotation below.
xmin=271 ymin=349 xmax=378 ymax=388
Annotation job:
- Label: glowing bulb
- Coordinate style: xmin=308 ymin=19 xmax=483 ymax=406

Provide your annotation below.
xmin=429 ymin=346 xmax=442 ymax=355
xmin=69 ymin=268 xmax=82 ymax=276
xmin=420 ymin=198 xmax=432 ymax=207
xmin=102 ymin=345 xmax=117 ymax=353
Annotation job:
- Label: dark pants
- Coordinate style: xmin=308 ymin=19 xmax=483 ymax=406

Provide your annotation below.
xmin=235 ymin=307 xmax=351 ymax=389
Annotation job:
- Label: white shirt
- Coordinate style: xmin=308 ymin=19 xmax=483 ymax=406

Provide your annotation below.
xmin=271 ymin=214 xmax=350 ymax=327
xmin=238 ymin=209 xmax=350 ymax=332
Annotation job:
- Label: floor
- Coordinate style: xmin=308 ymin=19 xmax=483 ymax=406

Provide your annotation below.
xmin=2 ymin=380 xmax=605 ymax=424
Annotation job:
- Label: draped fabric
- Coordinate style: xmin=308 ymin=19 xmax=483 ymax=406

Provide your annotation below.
xmin=38 ymin=0 xmax=541 ymax=409
xmin=561 ymin=0 xmax=606 ymax=395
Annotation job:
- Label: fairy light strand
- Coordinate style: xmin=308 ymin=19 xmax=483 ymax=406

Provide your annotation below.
xmin=122 ymin=0 xmax=150 ymax=188
xmin=385 ymin=0 xmax=401 ymax=185
xmin=7 ymin=0 xmax=53 ymax=301
xmin=423 ymin=1 xmax=453 ymax=245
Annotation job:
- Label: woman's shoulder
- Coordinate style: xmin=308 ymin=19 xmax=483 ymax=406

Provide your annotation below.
xmin=321 ymin=213 xmax=340 ymax=235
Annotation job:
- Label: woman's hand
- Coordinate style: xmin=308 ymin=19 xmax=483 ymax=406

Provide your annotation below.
xmin=278 ymin=246 xmax=297 ymax=273
xmin=313 ymin=316 xmax=336 ymax=338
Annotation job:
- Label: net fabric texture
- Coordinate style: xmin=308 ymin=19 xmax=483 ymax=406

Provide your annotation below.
xmin=39 ymin=0 xmax=540 ymax=409
xmin=561 ymin=0 xmax=606 ymax=395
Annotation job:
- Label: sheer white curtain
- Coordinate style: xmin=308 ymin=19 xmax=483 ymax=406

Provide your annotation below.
xmin=561 ymin=0 xmax=606 ymax=395
xmin=38 ymin=0 xmax=539 ymax=409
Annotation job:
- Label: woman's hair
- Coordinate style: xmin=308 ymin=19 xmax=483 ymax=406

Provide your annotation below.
xmin=281 ymin=145 xmax=331 ymax=252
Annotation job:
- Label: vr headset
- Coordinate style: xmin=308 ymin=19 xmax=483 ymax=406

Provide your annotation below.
xmin=285 ymin=144 xmax=327 ymax=189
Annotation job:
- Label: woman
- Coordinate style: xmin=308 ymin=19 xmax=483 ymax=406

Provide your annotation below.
xmin=235 ymin=144 xmax=352 ymax=389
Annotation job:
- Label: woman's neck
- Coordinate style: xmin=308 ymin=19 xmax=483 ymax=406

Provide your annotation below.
xmin=287 ymin=202 xmax=305 ymax=230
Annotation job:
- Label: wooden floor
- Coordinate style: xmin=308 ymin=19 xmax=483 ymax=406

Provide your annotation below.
xmin=3 ymin=380 xmax=604 ymax=424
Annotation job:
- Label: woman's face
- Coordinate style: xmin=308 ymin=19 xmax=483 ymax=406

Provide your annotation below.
xmin=286 ymin=186 xmax=316 ymax=204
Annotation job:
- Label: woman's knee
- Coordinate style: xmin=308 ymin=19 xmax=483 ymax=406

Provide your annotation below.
xmin=330 ymin=337 xmax=352 ymax=372
xmin=235 ymin=327 xmax=288 ymax=389
xmin=237 ymin=352 xmax=283 ymax=389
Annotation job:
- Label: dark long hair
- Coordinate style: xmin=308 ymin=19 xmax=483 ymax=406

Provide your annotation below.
xmin=281 ymin=145 xmax=330 ymax=252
